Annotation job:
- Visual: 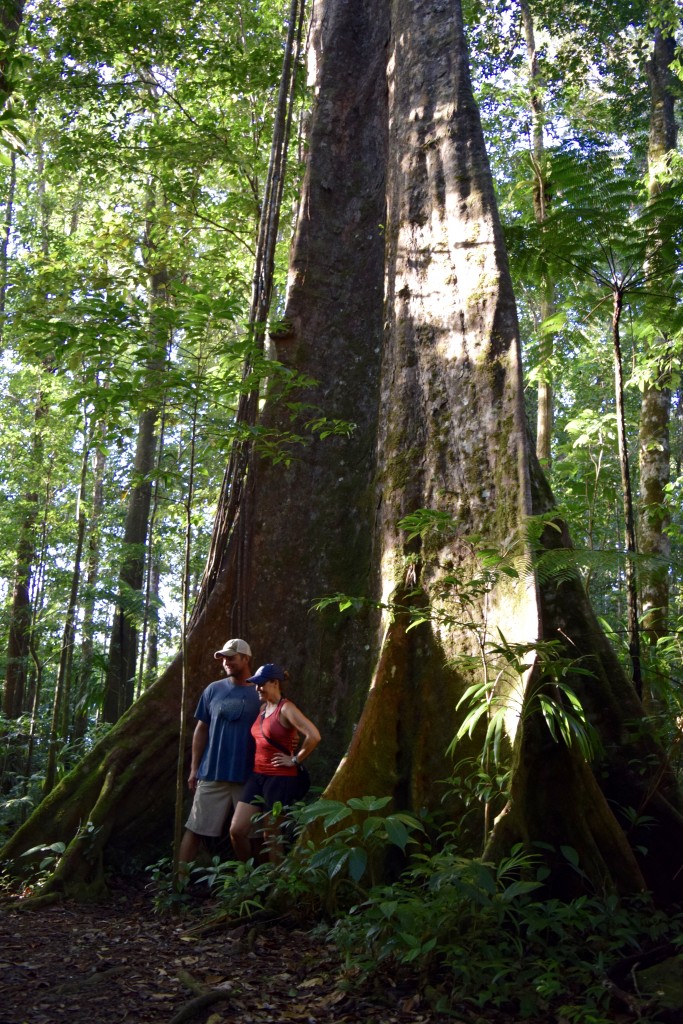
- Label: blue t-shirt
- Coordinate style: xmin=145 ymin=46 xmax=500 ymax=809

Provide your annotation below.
xmin=194 ymin=679 xmax=261 ymax=783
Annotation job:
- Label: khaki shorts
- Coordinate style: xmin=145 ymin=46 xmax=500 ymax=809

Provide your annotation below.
xmin=185 ymin=780 xmax=245 ymax=837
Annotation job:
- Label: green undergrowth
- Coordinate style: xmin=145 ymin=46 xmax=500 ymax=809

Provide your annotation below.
xmin=146 ymin=794 xmax=683 ymax=1023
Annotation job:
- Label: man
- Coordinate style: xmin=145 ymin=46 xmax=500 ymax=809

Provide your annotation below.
xmin=178 ymin=638 xmax=261 ymax=869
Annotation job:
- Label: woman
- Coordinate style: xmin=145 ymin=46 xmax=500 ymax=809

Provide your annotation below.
xmin=229 ymin=663 xmax=321 ymax=862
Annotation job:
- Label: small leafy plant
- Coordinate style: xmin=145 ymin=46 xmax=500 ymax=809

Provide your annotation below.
xmin=294 ymin=794 xmax=424 ymax=886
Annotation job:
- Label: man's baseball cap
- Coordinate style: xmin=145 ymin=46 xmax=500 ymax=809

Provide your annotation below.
xmin=214 ymin=638 xmax=252 ymax=659
xmin=247 ymin=664 xmax=284 ymax=685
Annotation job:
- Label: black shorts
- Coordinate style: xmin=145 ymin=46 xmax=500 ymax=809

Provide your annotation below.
xmin=241 ymin=773 xmax=300 ymax=811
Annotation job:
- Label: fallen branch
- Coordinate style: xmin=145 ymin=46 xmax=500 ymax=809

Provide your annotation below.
xmin=183 ymin=907 xmax=287 ymax=938
xmin=167 ymin=987 xmax=232 ymax=1024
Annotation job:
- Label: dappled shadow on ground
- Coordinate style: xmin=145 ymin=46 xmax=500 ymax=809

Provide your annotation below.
xmin=0 ymin=879 xmax=467 ymax=1024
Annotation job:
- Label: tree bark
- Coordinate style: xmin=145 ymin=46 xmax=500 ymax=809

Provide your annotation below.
xmin=490 ymin=463 xmax=683 ymax=902
xmin=234 ymin=0 xmax=391 ymax=783
xmin=322 ymin=0 xmax=538 ymax=820
xmin=72 ymin=420 xmax=106 ymax=743
xmin=2 ymin=401 xmax=45 ymax=719
xmin=4 ymin=138 xmax=50 ymax=720
xmin=136 ymin=392 xmax=167 ymax=699
xmin=612 ymin=290 xmax=642 ymax=695
xmin=638 ymin=28 xmax=677 ymax=702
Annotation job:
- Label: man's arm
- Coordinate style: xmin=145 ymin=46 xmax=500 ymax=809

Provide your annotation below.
xmin=188 ymin=720 xmax=209 ymax=790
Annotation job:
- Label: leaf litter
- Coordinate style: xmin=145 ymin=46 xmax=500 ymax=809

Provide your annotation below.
xmin=0 ymin=878 xmax=473 ymax=1024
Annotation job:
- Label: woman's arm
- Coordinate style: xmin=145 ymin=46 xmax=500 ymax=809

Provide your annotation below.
xmin=278 ymin=701 xmax=321 ymax=765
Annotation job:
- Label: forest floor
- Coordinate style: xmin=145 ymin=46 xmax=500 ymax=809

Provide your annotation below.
xmin=0 ymin=876 xmax=673 ymax=1024
xmin=0 ymin=876 xmax=485 ymax=1024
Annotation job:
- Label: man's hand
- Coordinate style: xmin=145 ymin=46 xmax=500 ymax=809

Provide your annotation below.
xmin=188 ymin=768 xmax=199 ymax=791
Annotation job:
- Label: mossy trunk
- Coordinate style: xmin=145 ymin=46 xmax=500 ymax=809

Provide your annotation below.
xmin=638 ymin=28 xmax=677 ymax=700
xmin=325 ymin=0 xmax=538 ymax=822
xmin=486 ymin=463 xmax=683 ymax=901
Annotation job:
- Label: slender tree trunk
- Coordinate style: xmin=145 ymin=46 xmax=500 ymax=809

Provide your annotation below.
xmin=144 ymin=559 xmax=160 ymax=680
xmin=611 ymin=291 xmax=642 ymax=695
xmin=173 ymin=390 xmax=199 ymax=877
xmin=4 ymin=136 xmax=52 ymax=720
xmin=24 ymin=643 xmax=43 ymax=784
xmin=44 ymin=418 xmax=91 ymax=795
xmin=3 ymin=405 xmax=44 ymax=719
xmin=638 ymin=28 xmax=677 ymax=702
xmin=136 ymin=387 xmax=168 ymax=698
xmin=3 ymin=518 xmax=35 ymax=718
xmin=0 ymin=149 xmax=16 ymax=337
xmin=60 ymin=417 xmax=92 ymax=736
xmin=23 ymin=478 xmax=52 ymax=784
xmin=102 ymin=238 xmax=168 ymax=723
xmin=72 ymin=422 xmax=106 ymax=743
xmin=519 ymin=0 xmax=555 ymax=468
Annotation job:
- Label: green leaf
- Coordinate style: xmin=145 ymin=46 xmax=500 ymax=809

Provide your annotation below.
xmin=347 ymin=847 xmax=368 ymax=882
xmin=347 ymin=795 xmax=392 ymax=812
xmin=500 ymin=879 xmax=543 ymax=901
xmin=384 ymin=818 xmax=411 ymax=851
xmin=560 ymin=845 xmax=580 ymax=868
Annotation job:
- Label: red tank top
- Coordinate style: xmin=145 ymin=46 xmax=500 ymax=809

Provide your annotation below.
xmin=252 ymin=699 xmax=298 ymax=776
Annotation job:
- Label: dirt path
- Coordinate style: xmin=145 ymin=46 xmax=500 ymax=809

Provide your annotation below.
xmin=0 ymin=881 xmax=462 ymax=1024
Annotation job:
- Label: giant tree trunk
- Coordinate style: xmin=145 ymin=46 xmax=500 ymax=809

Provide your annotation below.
xmin=234 ymin=0 xmax=391 ymax=783
xmin=3 ymin=0 xmax=683 ymax=902
xmin=321 ymin=0 xmax=538 ymax=818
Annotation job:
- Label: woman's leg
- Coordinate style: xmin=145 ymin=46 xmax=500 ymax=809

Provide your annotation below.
xmin=229 ymin=800 xmax=256 ymax=861
xmin=260 ymin=777 xmax=297 ymax=863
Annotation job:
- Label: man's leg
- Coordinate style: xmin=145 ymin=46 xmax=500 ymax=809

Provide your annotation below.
xmin=178 ymin=828 xmax=202 ymax=871
xmin=180 ymin=781 xmax=231 ymax=876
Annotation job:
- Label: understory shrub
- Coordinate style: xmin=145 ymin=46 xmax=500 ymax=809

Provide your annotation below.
xmin=148 ymin=795 xmax=683 ymax=1022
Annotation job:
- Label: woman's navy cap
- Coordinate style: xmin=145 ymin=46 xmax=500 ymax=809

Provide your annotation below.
xmin=247 ymin=663 xmax=284 ymax=685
